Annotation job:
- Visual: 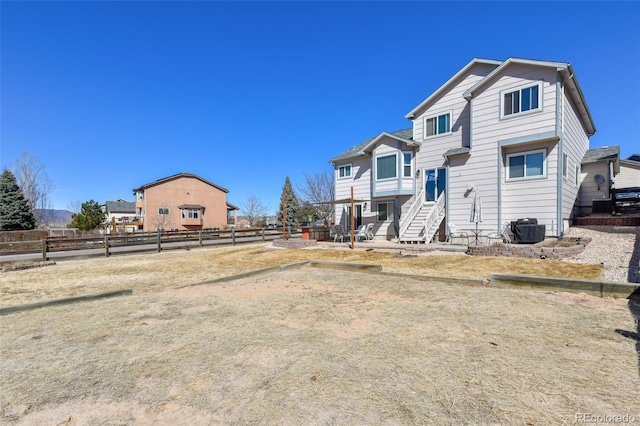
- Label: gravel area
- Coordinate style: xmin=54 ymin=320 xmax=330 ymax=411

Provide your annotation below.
xmin=564 ymin=226 xmax=640 ymax=283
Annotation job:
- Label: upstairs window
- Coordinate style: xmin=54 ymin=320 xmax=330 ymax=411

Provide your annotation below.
xmin=338 ymin=163 xmax=352 ymax=179
xmin=507 ymin=149 xmax=546 ymax=180
xmin=376 ymin=154 xmax=397 ymax=180
xmin=503 ymin=83 xmax=540 ymax=117
xmin=424 ymin=112 xmax=451 ymax=138
xmin=158 ymin=207 xmax=170 ymax=215
xmin=403 ymin=152 xmax=413 ymax=178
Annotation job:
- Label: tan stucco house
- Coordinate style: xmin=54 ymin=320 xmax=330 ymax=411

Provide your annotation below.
xmin=133 ymin=173 xmax=238 ymax=232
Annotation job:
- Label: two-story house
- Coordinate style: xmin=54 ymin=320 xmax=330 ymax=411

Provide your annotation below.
xmin=330 ymin=57 xmax=610 ymax=243
xmin=133 ymin=173 xmax=238 ymax=232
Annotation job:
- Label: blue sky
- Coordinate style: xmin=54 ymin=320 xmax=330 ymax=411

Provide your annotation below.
xmin=1 ymin=1 xmax=639 ymax=213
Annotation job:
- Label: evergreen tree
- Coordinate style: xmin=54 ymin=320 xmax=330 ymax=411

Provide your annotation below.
xmin=69 ymin=200 xmax=105 ymax=231
xmin=0 ymin=169 xmax=36 ymax=231
xmin=276 ymin=176 xmax=299 ymax=228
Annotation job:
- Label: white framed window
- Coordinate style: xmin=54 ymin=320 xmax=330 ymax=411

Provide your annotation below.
xmin=136 ymin=191 xmax=144 ymax=201
xmin=377 ymin=201 xmax=394 ymax=222
xmin=501 ymin=82 xmax=542 ymax=118
xmin=188 ymin=208 xmax=199 ymax=219
xmin=403 ymin=152 xmax=413 ymax=178
xmin=338 ymin=163 xmax=352 ymax=179
xmin=423 ymin=111 xmax=452 ymax=138
xmin=158 ymin=207 xmax=170 ymax=215
xmin=563 ymin=153 xmax=568 ymax=179
xmin=506 ymin=149 xmax=546 ymax=180
xmin=376 ymin=154 xmax=397 ymax=180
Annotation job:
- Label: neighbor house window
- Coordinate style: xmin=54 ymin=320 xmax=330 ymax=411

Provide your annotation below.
xmin=507 ymin=149 xmax=546 ymax=180
xmin=158 ymin=207 xmax=169 ymax=215
xmin=563 ymin=153 xmax=568 ymax=179
xmin=338 ymin=163 xmax=352 ymax=178
xmin=503 ymin=83 xmax=541 ymax=117
xmin=376 ymin=154 xmax=397 ymax=180
xmin=377 ymin=201 xmax=394 ymax=222
xmin=188 ymin=209 xmax=199 ymax=219
xmin=424 ymin=111 xmax=451 ymax=138
xmin=403 ymin=152 xmax=413 ymax=178
xmin=136 ymin=192 xmax=144 ymax=201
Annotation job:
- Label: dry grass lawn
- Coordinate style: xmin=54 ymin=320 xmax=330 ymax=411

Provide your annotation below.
xmin=1 ymin=266 xmax=638 ymax=425
xmin=0 ymin=243 xmax=604 ymax=306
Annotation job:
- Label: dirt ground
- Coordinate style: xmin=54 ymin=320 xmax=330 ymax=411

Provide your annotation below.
xmin=0 ymin=243 xmax=604 ymax=307
xmin=1 ymin=266 xmax=639 ymax=425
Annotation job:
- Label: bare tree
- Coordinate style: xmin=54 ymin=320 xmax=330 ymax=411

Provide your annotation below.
xmin=66 ymin=200 xmax=82 ymax=215
xmin=149 ymin=204 xmax=174 ymax=232
xmin=11 ymin=152 xmax=55 ymax=227
xmin=239 ymin=194 xmax=270 ymax=227
xmin=297 ymin=170 xmax=335 ymax=224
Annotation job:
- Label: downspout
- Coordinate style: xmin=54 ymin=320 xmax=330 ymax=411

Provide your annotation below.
xmin=556 ymin=76 xmax=564 ymax=238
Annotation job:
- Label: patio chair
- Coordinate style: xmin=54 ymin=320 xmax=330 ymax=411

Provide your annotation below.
xmin=446 ymin=223 xmax=469 ymax=245
xmin=486 ymin=221 xmax=511 ymax=245
xmin=331 ymin=225 xmax=346 ymax=243
xmin=354 ymin=224 xmax=369 ymax=242
xmin=365 ymin=223 xmax=374 ymax=241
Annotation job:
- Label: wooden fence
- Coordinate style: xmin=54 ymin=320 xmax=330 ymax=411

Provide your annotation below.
xmin=0 ymin=227 xmax=297 ymax=261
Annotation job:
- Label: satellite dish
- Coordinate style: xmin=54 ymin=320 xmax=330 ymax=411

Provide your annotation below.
xmin=594 ymin=174 xmax=605 ymax=190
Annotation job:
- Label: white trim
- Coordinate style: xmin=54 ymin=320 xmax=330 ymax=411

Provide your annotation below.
xmin=423 ymin=109 xmax=453 ymax=140
xmin=506 ymin=148 xmax=547 ymax=181
xmin=499 ymin=81 xmax=543 ymax=120
xmin=375 ymin=153 xmax=398 ymax=181
xmin=574 ymin=164 xmax=580 ymax=188
xmin=562 ymin=153 xmax=568 ymax=180
xmin=338 ymin=163 xmax=352 ymax=179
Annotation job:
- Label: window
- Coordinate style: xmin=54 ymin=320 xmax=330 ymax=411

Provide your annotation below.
xmin=377 ymin=201 xmax=394 ymax=222
xmin=425 ymin=168 xmax=447 ymax=201
xmin=376 ymin=154 xmax=397 ymax=180
xmin=563 ymin=153 xmax=568 ymax=179
xmin=338 ymin=163 xmax=352 ymax=178
xmin=158 ymin=207 xmax=169 ymax=215
xmin=507 ymin=150 xmax=546 ymax=180
xmin=424 ymin=112 xmax=451 ymax=138
xmin=403 ymin=152 xmax=412 ymax=178
xmin=136 ymin=192 xmax=144 ymax=201
xmin=503 ymin=83 xmax=540 ymax=117
xmin=188 ymin=209 xmax=199 ymax=219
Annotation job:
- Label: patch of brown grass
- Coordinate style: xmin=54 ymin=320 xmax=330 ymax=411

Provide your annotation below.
xmin=1 ymin=267 xmax=637 ymax=424
xmin=0 ymin=243 xmax=603 ymax=306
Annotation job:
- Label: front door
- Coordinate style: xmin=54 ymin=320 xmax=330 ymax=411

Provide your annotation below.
xmin=345 ymin=205 xmax=362 ymax=231
xmin=425 ymin=168 xmax=447 ymax=202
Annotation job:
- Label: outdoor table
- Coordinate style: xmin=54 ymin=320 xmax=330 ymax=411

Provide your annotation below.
xmin=464 ymin=228 xmax=485 ymax=246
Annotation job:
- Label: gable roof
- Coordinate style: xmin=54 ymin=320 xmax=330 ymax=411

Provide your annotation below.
xmin=462 ymin=57 xmax=596 ymax=136
xmin=132 ymin=172 xmax=229 ymax=193
xmin=627 ymin=154 xmax=640 ymax=162
xmin=329 ymin=129 xmax=414 ymax=163
xmin=582 ymin=146 xmax=619 ymax=164
xmin=405 ymin=58 xmax=502 ymax=119
xmin=104 ymin=200 xmax=135 ymax=213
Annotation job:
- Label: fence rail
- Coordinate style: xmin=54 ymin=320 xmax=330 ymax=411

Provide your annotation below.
xmin=0 ymin=227 xmax=298 ymax=262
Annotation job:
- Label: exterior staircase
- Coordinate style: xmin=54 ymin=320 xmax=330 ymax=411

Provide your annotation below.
xmin=399 ymin=192 xmax=446 ymax=244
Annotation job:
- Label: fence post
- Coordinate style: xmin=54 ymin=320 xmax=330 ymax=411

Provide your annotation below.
xmin=199 ymin=230 xmax=203 ymax=247
xmin=232 ymin=228 xmax=236 ymax=246
xmin=157 ymin=232 xmax=162 ymax=252
xmin=42 ymin=239 xmax=47 ymax=262
xmin=262 ymin=227 xmax=265 ymax=242
xmin=104 ymin=235 xmax=110 ymax=258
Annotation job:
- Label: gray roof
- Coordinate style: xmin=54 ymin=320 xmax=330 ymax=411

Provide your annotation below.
xmin=330 ymin=129 xmax=413 ymax=163
xmin=627 ymin=154 xmax=640 ymax=162
xmin=104 ymin=200 xmax=135 ymax=213
xmin=581 ymin=146 xmax=619 ymax=164
xmin=443 ymin=147 xmax=471 ymax=158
